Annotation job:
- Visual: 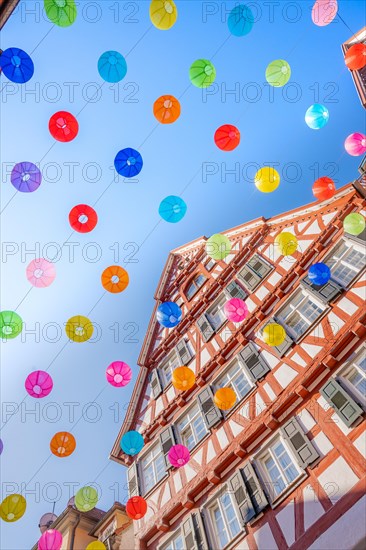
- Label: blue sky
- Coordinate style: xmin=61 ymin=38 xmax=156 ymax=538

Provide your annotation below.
xmin=1 ymin=1 xmax=364 ymax=547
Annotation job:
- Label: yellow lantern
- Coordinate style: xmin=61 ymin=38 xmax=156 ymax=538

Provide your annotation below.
xmin=86 ymin=542 xmax=106 ymax=550
xmin=150 ymin=0 xmax=178 ymax=30
xmin=262 ymin=323 xmax=286 ymax=346
xmin=254 ymin=167 xmax=280 ymax=193
xmin=172 ymin=366 xmax=196 ymax=391
xmin=0 ymin=494 xmax=26 ymax=522
xmin=65 ymin=315 xmax=94 ymax=343
xmin=275 ymin=232 xmax=298 ymax=256
xmin=214 ymin=387 xmax=236 ymax=410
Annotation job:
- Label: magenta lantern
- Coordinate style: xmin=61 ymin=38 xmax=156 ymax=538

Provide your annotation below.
xmin=38 ymin=529 xmax=63 ymax=550
xmin=168 ymin=444 xmax=190 ymax=468
xmin=106 ymin=361 xmax=132 ymax=387
xmin=344 ymin=133 xmax=366 ymax=157
xmin=25 ymin=370 xmax=53 ymax=398
xmin=224 ymin=298 xmax=249 ymax=322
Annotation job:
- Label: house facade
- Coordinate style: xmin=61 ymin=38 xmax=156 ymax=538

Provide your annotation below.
xmin=342 ymin=26 xmax=366 ymax=109
xmin=110 ymin=182 xmax=366 ymax=550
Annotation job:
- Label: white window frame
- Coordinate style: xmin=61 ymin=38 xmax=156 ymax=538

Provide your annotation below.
xmin=160 ymin=531 xmax=185 ymax=550
xmin=213 ymin=358 xmax=254 ymax=407
xmin=140 ymin=443 xmax=166 ymax=495
xmin=324 ymin=237 xmax=366 ymax=288
xmin=205 ymin=488 xmax=241 ymax=549
xmin=276 ymin=287 xmax=326 ymax=341
xmin=185 ymin=273 xmax=207 ymax=300
xmin=337 ymin=344 xmax=366 ymax=407
xmin=159 ymin=350 xmax=181 ymax=387
xmin=177 ymin=403 xmax=208 ymax=451
xmin=205 ymin=258 xmax=215 ymax=271
xmin=206 ymin=295 xmax=227 ymax=331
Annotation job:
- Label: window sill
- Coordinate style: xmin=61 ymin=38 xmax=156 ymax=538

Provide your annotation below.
xmin=268 ymin=472 xmax=307 ymax=509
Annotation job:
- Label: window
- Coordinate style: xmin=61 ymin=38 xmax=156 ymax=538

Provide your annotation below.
xmin=205 ymin=258 xmax=215 ymax=271
xmin=214 ymin=359 xmax=253 ymax=403
xmin=238 ymin=254 xmax=273 ymax=292
xmin=177 ymin=403 xmax=208 ymax=451
xmin=163 ymin=533 xmax=185 ymax=550
xmin=276 ymin=288 xmax=325 ymax=340
xmin=160 ymin=352 xmax=180 ymax=386
xmin=259 ymin=439 xmax=300 ymax=499
xmin=158 ymin=341 xmax=194 ymax=387
xmin=206 ymin=295 xmax=227 ymax=331
xmin=185 ymin=273 xmax=206 ymax=300
xmin=325 ymin=239 xmax=365 ymax=287
xmin=339 ymin=347 xmax=366 ymax=406
xmin=209 ymin=493 xmax=241 ymax=549
xmin=141 ymin=444 xmax=166 ymax=493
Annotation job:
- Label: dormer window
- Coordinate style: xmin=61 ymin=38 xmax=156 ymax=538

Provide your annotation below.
xmin=185 ymin=273 xmax=206 ymax=300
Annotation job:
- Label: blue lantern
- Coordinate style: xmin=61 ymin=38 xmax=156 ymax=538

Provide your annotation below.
xmin=0 ymin=48 xmax=34 ymax=83
xmin=305 ymin=104 xmax=329 ymax=130
xmin=114 ymin=148 xmax=143 ymax=178
xmin=308 ymin=263 xmax=331 ymax=286
xmin=228 ymin=4 xmax=254 ymax=36
xmin=121 ymin=430 xmax=144 ymax=455
xmin=98 ymin=51 xmax=127 ymax=83
xmin=157 ymin=302 xmax=182 ymax=328
xmin=159 ymin=196 xmax=187 ymax=223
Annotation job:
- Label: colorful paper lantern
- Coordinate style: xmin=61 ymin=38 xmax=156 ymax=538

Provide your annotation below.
xmin=275 ymin=232 xmax=298 ymax=256
xmin=126 ymin=496 xmax=147 ymax=520
xmin=172 ymin=366 xmax=195 ymax=391
xmin=69 ymin=204 xmax=98 ymax=233
xmin=159 ymin=195 xmax=187 ymax=223
xmin=38 ymin=529 xmax=63 ymax=550
xmin=150 ymin=0 xmax=177 ymax=30
xmin=224 ymin=298 xmax=248 ymax=322
xmin=206 ymin=234 xmax=231 ymax=261
xmin=189 ymin=59 xmax=216 ymax=88
xmin=50 ymin=432 xmax=76 ymax=457
xmin=344 ymin=43 xmax=366 ymax=71
xmin=11 ymin=162 xmax=41 ymax=192
xmin=0 ymin=47 xmax=34 ymax=83
xmin=214 ymin=124 xmax=240 ymax=151
xmin=25 ymin=371 xmax=53 ymax=399
xmin=305 ymin=104 xmax=329 ymax=130
xmin=311 ymin=0 xmax=338 ymax=26
xmin=86 ymin=543 xmax=106 ymax=550
xmin=312 ymin=177 xmax=335 ymax=201
xmin=49 ymin=111 xmax=79 ymax=142
xmin=228 ymin=4 xmax=254 ymax=36
xmin=74 ymin=486 xmax=98 ymax=512
xmin=168 ymin=444 xmax=190 ymax=467
xmin=344 ymin=133 xmax=366 ymax=157
xmin=0 ymin=494 xmax=26 ymax=522
xmin=157 ymin=301 xmax=182 ymax=328
xmin=0 ymin=311 xmax=23 ymax=340
xmin=153 ymin=95 xmax=180 ymax=123
xmin=0 ymin=439 xmax=3 ymax=455
xmin=262 ymin=323 xmax=286 ymax=346
xmin=343 ymin=213 xmax=365 ymax=236
xmin=114 ymin=148 xmax=143 ymax=178
xmin=308 ymin=263 xmax=331 ymax=285
xmin=265 ymin=59 xmax=291 ymax=87
xmin=121 ymin=431 xmax=144 ymax=455
xmin=254 ymin=167 xmax=280 ymax=193
xmin=106 ymin=361 xmax=132 ymax=387
xmin=98 ymin=50 xmax=127 ymax=83
xmin=44 ymin=0 xmax=77 ymax=27
xmin=26 ymin=258 xmax=56 ymax=288
xmin=65 ymin=315 xmax=94 ymax=343
xmin=101 ymin=266 xmax=129 ymax=293
xmin=214 ymin=387 xmax=236 ymax=410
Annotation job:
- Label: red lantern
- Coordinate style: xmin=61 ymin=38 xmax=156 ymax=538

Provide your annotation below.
xmin=214 ymin=124 xmax=240 ymax=151
xmin=49 ymin=111 xmax=79 ymax=142
xmin=126 ymin=496 xmax=147 ymax=520
xmin=345 ymin=43 xmax=366 ymax=71
xmin=69 ymin=204 xmax=98 ymax=233
xmin=312 ymin=177 xmax=335 ymax=201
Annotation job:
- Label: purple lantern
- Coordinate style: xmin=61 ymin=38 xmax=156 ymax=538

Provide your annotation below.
xmin=11 ymin=162 xmax=41 ymax=193
xmin=168 ymin=444 xmax=190 ymax=468
xmin=38 ymin=529 xmax=63 ymax=550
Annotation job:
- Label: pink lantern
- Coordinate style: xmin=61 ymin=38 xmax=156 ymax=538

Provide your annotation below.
xmin=168 ymin=444 xmax=190 ymax=468
xmin=25 ymin=371 xmax=53 ymax=398
xmin=344 ymin=133 xmax=366 ymax=157
xmin=26 ymin=258 xmax=56 ymax=288
xmin=224 ymin=298 xmax=248 ymax=322
xmin=38 ymin=529 xmax=63 ymax=550
xmin=311 ymin=0 xmax=338 ymax=26
xmin=106 ymin=361 xmax=132 ymax=387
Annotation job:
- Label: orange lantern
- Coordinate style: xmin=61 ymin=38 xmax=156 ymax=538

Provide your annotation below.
xmin=126 ymin=496 xmax=147 ymax=520
xmin=172 ymin=366 xmax=195 ymax=391
xmin=214 ymin=387 xmax=236 ymax=410
xmin=50 ymin=432 xmax=76 ymax=457
xmin=101 ymin=266 xmax=129 ymax=293
xmin=345 ymin=43 xmax=366 ymax=71
xmin=153 ymin=95 xmax=181 ymax=124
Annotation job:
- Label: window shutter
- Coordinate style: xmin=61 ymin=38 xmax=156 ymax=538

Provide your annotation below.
xmin=197 ymin=315 xmax=215 ymax=342
xmin=248 ymin=255 xmax=272 ymax=278
xmin=227 ymin=471 xmax=255 ymax=524
xmin=301 ymin=275 xmax=342 ymax=303
xmin=176 ymin=340 xmax=192 ymax=364
xmin=238 ymin=265 xmax=261 ymax=291
xmin=346 ymin=227 xmax=366 ymax=245
xmin=320 ymin=379 xmax=363 ymax=427
xmin=192 ymin=512 xmax=209 ymax=550
xmin=241 ymin=461 xmax=268 ymax=514
xmin=239 ymin=342 xmax=270 ymax=381
xmin=182 ymin=515 xmax=198 ymax=550
xmin=262 ymin=319 xmax=293 ymax=357
xmin=127 ymin=462 xmax=139 ymax=497
xmin=150 ymin=369 xmax=162 ymax=399
xmin=159 ymin=426 xmax=176 ymax=469
xmin=197 ymin=387 xmax=222 ymax=429
xmin=281 ymin=417 xmax=319 ymax=468
xmin=225 ymin=281 xmax=247 ymax=300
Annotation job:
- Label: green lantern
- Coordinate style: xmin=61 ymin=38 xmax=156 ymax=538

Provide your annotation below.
xmin=0 ymin=311 xmax=23 ymax=340
xmin=189 ymin=59 xmax=216 ymax=88
xmin=44 ymin=0 xmax=77 ymax=27
xmin=75 ymin=486 xmax=98 ymax=512
xmin=206 ymin=233 xmax=231 ymax=261
xmin=343 ymin=212 xmax=365 ymax=236
xmin=265 ymin=59 xmax=291 ymax=87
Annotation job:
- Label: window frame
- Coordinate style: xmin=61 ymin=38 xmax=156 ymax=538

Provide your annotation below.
xmin=159 ymin=350 xmax=181 ymax=387
xmin=237 ymin=253 xmax=273 ymax=292
xmin=176 ymin=402 xmax=209 ymax=452
xmin=324 ymin=237 xmax=366 ymax=289
xmin=139 ymin=442 xmax=167 ymax=496
xmin=160 ymin=531 xmax=185 ymax=550
xmin=184 ymin=272 xmax=207 ymax=300
xmin=212 ymin=357 xmax=254 ymax=415
xmin=204 ymin=487 xmax=242 ymax=550
xmin=206 ymin=294 xmax=228 ymax=332
xmin=337 ymin=344 xmax=366 ymax=408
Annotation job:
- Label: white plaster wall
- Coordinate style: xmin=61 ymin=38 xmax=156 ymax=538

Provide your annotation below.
xmin=276 ymin=500 xmax=295 ymax=546
xmin=253 ymin=522 xmax=278 ymax=550
xmin=273 ymin=364 xmax=298 ymax=388
xmin=318 ymin=456 xmax=359 ymax=503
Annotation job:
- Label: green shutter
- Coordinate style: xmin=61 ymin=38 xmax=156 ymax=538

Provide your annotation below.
xmin=176 ymin=340 xmax=192 ymax=364
xmin=159 ymin=426 xmax=176 ymax=469
xmin=239 ymin=342 xmax=270 ymax=381
xmin=197 ymin=315 xmax=215 ymax=342
xmin=248 ymin=255 xmax=273 ymax=278
xmin=241 ymin=461 xmax=268 ymax=514
xmin=301 ymin=276 xmax=342 ymax=303
xmin=192 ymin=512 xmax=209 ymax=550
xmin=227 ymin=471 xmax=255 ymax=525
xmin=225 ymin=281 xmax=247 ymax=300
xmin=197 ymin=387 xmax=222 ymax=429
xmin=320 ymin=379 xmax=363 ymax=427
xmin=127 ymin=462 xmax=139 ymax=497
xmin=150 ymin=369 xmax=163 ymax=399
xmin=281 ymin=417 xmax=319 ymax=468
xmin=182 ymin=515 xmax=198 ymax=550
xmin=238 ymin=265 xmax=261 ymax=291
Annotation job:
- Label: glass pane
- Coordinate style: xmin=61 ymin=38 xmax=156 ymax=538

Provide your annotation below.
xmin=213 ymin=506 xmax=229 ymax=549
